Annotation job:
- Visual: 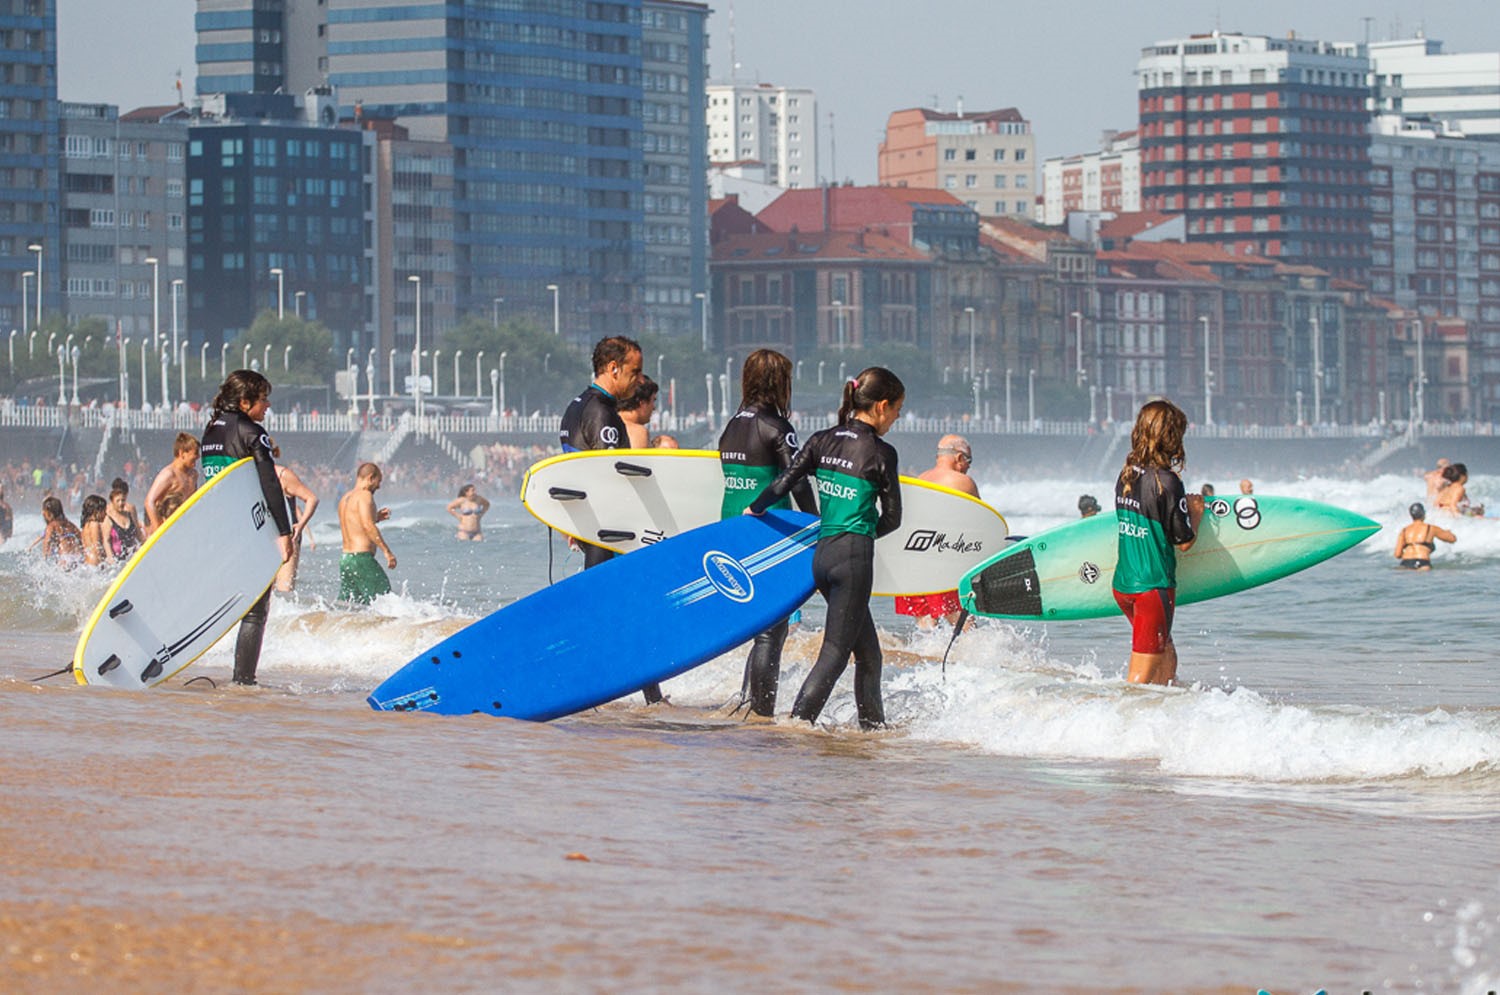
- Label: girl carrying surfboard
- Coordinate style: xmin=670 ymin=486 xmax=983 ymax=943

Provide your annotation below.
xmin=747 ymin=367 xmax=904 ymax=729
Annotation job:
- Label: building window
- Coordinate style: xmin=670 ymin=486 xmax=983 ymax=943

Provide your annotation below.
xmin=944 ymin=148 xmax=956 ymax=161
xmin=965 ymin=149 xmax=976 ymax=161
xmin=993 ymin=148 xmax=1005 ymax=162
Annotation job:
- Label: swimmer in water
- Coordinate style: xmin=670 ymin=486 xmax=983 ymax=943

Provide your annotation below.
xmin=447 ymin=483 xmax=490 ymax=541
xmin=1394 ymin=502 xmax=1455 ymax=570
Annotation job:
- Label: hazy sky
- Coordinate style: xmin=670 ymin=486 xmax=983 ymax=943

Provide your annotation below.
xmin=59 ymin=1 xmax=1500 ymax=183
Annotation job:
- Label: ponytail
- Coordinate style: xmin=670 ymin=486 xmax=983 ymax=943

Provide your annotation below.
xmin=838 ymin=366 xmax=905 ymax=425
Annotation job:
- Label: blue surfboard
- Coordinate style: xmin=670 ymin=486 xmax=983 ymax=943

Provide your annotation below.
xmin=368 ymin=510 xmax=818 ymax=721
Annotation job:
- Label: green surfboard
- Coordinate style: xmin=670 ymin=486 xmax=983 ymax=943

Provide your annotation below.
xmin=959 ymin=495 xmax=1380 ymax=621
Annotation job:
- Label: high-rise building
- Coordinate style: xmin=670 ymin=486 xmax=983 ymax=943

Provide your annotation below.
xmin=1135 ymin=31 xmax=1372 ymax=283
xmin=0 ymin=0 xmax=57 ymax=332
xmin=706 ymin=81 xmax=818 ymax=189
xmin=59 ymin=103 xmax=189 ymax=345
xmin=1041 ymin=130 xmax=1141 ymax=225
xmin=877 ymin=106 xmax=1036 ymax=219
xmin=1368 ymin=37 xmax=1500 ymax=139
xmin=196 ymin=0 xmax=710 ymax=343
xmin=186 ymin=92 xmax=376 ymax=355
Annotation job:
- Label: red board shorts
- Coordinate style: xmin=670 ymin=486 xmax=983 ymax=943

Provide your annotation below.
xmin=894 ymin=590 xmax=962 ymax=618
xmin=1112 ymin=587 xmax=1176 ymax=654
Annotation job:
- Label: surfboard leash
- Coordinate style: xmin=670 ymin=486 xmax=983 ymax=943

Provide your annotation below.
xmin=938 ymin=609 xmax=971 ymax=679
xmin=30 ymin=662 xmax=73 ymax=682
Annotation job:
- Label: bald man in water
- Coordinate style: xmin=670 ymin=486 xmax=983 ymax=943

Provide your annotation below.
xmin=895 ymin=435 xmax=979 ymax=629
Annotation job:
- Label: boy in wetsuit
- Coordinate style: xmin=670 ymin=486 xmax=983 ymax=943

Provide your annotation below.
xmin=201 ymin=370 xmax=294 ymax=685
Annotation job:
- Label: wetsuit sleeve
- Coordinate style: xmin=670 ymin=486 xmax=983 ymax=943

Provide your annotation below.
xmin=765 ymin=418 xmax=817 ymax=514
xmin=244 ymin=419 xmax=292 ymax=536
xmin=873 ymin=441 xmax=902 ymax=539
xmin=749 ymin=432 xmax=819 ymax=515
xmin=581 ymin=395 xmax=624 ymax=450
xmin=1159 ymin=471 xmax=1194 ymax=546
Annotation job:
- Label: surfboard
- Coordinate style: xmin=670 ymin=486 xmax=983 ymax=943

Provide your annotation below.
xmin=519 ymin=449 xmax=1008 ymax=596
xmin=367 ymin=510 xmax=819 ymax=721
xmin=959 ymin=494 xmax=1380 ymax=621
xmin=73 ymin=457 xmax=285 ymax=689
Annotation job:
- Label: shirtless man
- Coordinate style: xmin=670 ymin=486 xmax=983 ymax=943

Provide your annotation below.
xmin=895 ymin=434 xmax=979 ymax=629
xmin=337 ymin=462 xmax=396 ymax=605
xmin=617 ymin=375 xmax=659 ymax=448
xmin=143 ymin=432 xmax=201 ymax=535
xmin=1424 ymin=458 xmax=1452 ymax=504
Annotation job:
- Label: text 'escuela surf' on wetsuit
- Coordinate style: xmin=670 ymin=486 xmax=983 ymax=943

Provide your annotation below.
xmin=558 ymin=382 xmax=662 ymax=704
xmin=719 ymin=403 xmax=818 ymax=717
xmin=1113 ymin=465 xmax=1195 ymax=655
xmin=750 ymin=418 xmax=901 ymax=728
xmin=202 ymin=407 xmax=293 ymax=685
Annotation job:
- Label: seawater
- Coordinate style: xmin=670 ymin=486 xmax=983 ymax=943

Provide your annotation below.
xmin=3 ymin=473 xmax=1500 ymax=992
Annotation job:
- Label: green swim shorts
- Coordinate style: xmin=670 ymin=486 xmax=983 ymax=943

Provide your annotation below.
xmin=339 ymin=551 xmax=391 ymax=605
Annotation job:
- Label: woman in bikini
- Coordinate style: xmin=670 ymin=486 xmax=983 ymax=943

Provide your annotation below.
xmin=103 ymin=477 xmax=144 ymax=560
xmin=1394 ymin=502 xmax=1455 ymax=570
xmin=447 ymin=483 xmax=490 ymax=541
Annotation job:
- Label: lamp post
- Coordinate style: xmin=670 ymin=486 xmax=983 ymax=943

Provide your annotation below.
xmin=262 ymin=343 xmax=271 ymax=370
xmin=408 ymin=274 xmax=423 ymax=422
xmin=367 ymin=347 xmax=377 ymax=393
xmin=28 ymin=329 xmax=35 ymax=359
xmin=220 ymin=341 xmax=228 ymax=377
xmin=489 ymin=368 xmax=499 ymax=418
xmin=145 ymin=256 xmax=160 ymax=351
xmin=1412 ymin=317 xmax=1424 ymax=431
xmin=1028 ymin=368 xmax=1037 ymax=424
xmin=284 ymin=345 xmax=293 ymax=371
xmin=498 ymin=351 xmax=507 ymax=415
xmin=546 ymin=283 xmax=559 ymax=337
xmin=242 ymin=343 xmax=251 ymax=369
xmin=6 ymin=328 xmax=13 ymax=371
xmin=47 ymin=331 xmax=55 ymax=356
xmin=20 ymin=270 xmax=30 ymax=335
xmin=55 ymin=345 xmax=65 ymax=404
xmin=294 ymin=290 xmax=305 ymax=319
xmin=141 ymin=338 xmax=150 ymax=407
xmin=1310 ymin=313 xmax=1322 ymax=427
xmin=964 ymin=306 xmax=978 ymax=419
xmin=705 ymin=373 xmax=715 ymax=429
xmin=71 ymin=345 xmax=80 ymax=406
xmin=179 ymin=342 xmax=187 ymax=402
xmin=120 ymin=336 xmax=130 ymax=411
xmin=1071 ymin=310 xmax=1084 ymax=388
xmin=270 ymin=267 xmax=284 ymax=319
xmin=492 ymin=297 xmax=504 ymax=327
xmin=1105 ymin=385 xmax=1114 ymax=424
xmin=366 ymin=360 xmax=377 ymax=417
xmin=817 ymin=360 xmax=825 ymax=386
xmin=1199 ymin=314 xmax=1213 ymax=426
xmin=831 ymin=299 xmax=845 ymax=351
xmin=433 ymin=349 xmax=442 ymax=396
xmin=695 ymin=290 xmax=709 ymax=352
xmin=159 ymin=346 xmax=169 ymax=408
xmin=388 ymin=349 xmax=396 ymax=402
xmin=474 ymin=351 xmax=484 ymax=401
xmin=28 ymin=241 xmax=41 ymax=328
xmin=1005 ymin=368 xmax=1013 ymax=429
xmin=656 ymin=353 xmax=665 ymax=385
xmin=170 ymin=278 xmax=183 ymax=363
xmin=453 ymin=350 xmax=463 ymax=398
xmin=1295 ymin=389 xmax=1304 ymax=427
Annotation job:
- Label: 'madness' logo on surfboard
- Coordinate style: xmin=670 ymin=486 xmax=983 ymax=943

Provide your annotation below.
xmin=903 ymin=529 xmax=983 ymax=554
xmin=702 ymin=550 xmax=754 ymax=603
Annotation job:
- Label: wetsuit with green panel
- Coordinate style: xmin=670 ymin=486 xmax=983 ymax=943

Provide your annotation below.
xmin=1112 ymin=465 xmax=1195 ymax=655
xmin=719 ymin=403 xmax=817 ymax=716
xmin=750 ymin=419 xmax=901 ymax=727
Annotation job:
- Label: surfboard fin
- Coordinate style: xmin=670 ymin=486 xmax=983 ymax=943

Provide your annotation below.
xmin=97 ymin=654 xmax=122 ymax=676
xmin=108 ymin=599 xmax=133 ymax=618
xmin=597 ymin=529 xmax=636 ymax=543
xmin=548 ymin=487 xmax=587 ymax=501
xmin=614 ymin=461 xmax=652 ymax=477
xmin=139 ymin=658 xmax=165 ymax=683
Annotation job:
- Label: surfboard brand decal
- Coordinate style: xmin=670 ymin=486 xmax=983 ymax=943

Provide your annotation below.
xmin=250 ymin=500 xmax=267 ymax=530
xmin=1078 ymin=562 xmax=1101 ymax=584
xmin=667 ymin=522 xmax=818 ymax=607
xmin=903 ymin=529 xmax=984 ymax=554
xmin=375 ymin=687 xmax=442 ymax=712
xmin=640 ymin=528 xmax=667 ymax=545
xmin=1211 ymin=499 xmax=1231 ymax=518
xmin=703 ymin=551 xmax=754 ymax=603
xmin=1234 ymin=497 xmax=1261 ymax=530
xmin=132 ymin=595 xmax=241 ymax=683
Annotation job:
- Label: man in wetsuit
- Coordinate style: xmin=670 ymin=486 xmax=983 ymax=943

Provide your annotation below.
xmin=559 ymin=336 xmax=663 ymax=704
xmin=201 ymin=369 xmax=294 ymax=685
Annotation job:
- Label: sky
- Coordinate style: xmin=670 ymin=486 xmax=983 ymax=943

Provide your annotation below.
xmin=58 ymin=1 xmax=1500 ymax=184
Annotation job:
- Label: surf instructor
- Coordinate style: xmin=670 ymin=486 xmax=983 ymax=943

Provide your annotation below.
xmin=560 ymin=336 xmax=663 ymax=705
xmin=201 ymin=369 xmax=294 ymax=686
xmin=1112 ymin=399 xmax=1202 ymax=686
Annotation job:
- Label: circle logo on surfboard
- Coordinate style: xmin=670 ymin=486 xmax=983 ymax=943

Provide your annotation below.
xmin=1078 ymin=561 xmax=1101 ymax=584
xmin=702 ymin=550 xmax=755 ymax=603
xmin=1234 ymin=497 xmax=1261 ymax=530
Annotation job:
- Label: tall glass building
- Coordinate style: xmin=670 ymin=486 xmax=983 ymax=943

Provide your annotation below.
xmin=197 ymin=0 xmax=709 ymax=344
xmin=0 ymin=0 xmax=58 ymax=333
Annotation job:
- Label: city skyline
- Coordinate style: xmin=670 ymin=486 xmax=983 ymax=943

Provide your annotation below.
xmin=60 ymin=1 xmax=1500 ymax=183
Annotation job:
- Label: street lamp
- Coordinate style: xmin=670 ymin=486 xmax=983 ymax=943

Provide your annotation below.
xmin=220 ymin=341 xmax=228 ymax=377
xmin=27 ymin=242 xmax=41 ymax=329
xmin=387 ymin=349 xmax=396 ymax=402
xmin=170 ymin=278 xmax=183 ymax=362
xmin=262 ymin=343 xmax=271 ymax=370
xmin=159 ymin=346 xmax=169 ymax=408
xmin=1028 ymin=368 xmax=1037 ymax=424
xmin=453 ymin=349 xmax=463 ymax=398
xmin=498 ymin=351 xmax=507 ymax=416
xmin=965 ymin=306 xmax=978 ymax=419
xmin=1310 ymin=313 xmax=1322 ymax=427
xmin=284 ymin=345 xmax=293 ymax=371
xmin=546 ymin=283 xmax=559 ymax=337
xmin=492 ymin=297 xmax=504 ymax=328
xmin=20 ymin=270 xmax=30 ymax=335
xmin=657 ymin=353 xmax=665 ymax=385
xmin=489 ymin=368 xmax=499 ymax=418
xmin=55 ymin=345 xmax=65 ymax=404
xmin=294 ymin=290 xmax=305 ymax=319
xmin=141 ymin=338 xmax=151 ymax=407
xmin=120 ymin=336 xmax=130 ymax=411
xmin=200 ymin=341 xmax=209 ymax=380
xmin=1199 ymin=314 xmax=1213 ymax=426
xmin=1071 ymin=310 xmax=1084 ymax=388
xmin=270 ymin=267 xmax=285 ymax=319
xmin=1005 ymin=368 xmax=1013 ymax=428
xmin=242 ymin=343 xmax=251 ymax=369
xmin=818 ymin=360 xmax=826 ymax=385
xmin=695 ymin=291 xmax=708 ymax=352
xmin=433 ymin=349 xmax=442 ymax=396
xmin=27 ymin=330 xmax=35 ymax=359
xmin=474 ymin=351 xmax=484 ymax=401
xmin=408 ymin=274 xmax=423 ymax=422
xmin=6 ymin=328 xmax=13 ymax=371
xmin=179 ymin=342 xmax=187 ymax=403
xmin=145 ymin=256 xmax=160 ymax=351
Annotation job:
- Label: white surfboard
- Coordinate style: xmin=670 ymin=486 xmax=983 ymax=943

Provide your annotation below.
xmin=519 ymin=449 xmax=1009 ymax=596
xmin=73 ymin=457 xmax=285 ymax=689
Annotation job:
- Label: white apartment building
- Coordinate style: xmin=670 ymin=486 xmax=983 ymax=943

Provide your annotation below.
xmin=706 ymin=82 xmax=818 ymax=188
xmin=1368 ymin=37 xmax=1500 ymax=138
xmin=1041 ymin=130 xmax=1141 ymax=225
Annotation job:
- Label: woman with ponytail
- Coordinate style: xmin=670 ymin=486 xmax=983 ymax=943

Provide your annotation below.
xmin=1113 ymin=399 xmax=1203 ymax=685
xmin=747 ymin=367 xmax=905 ymax=729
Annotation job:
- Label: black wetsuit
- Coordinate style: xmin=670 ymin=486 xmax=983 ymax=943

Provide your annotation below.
xmin=750 ymin=419 xmax=901 ymax=728
xmin=719 ymin=403 xmax=817 ymax=716
xmin=202 ymin=408 xmax=292 ymax=685
xmin=559 ymin=382 xmax=663 ymax=704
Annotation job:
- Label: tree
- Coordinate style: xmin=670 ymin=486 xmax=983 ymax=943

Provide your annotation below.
xmin=228 ymin=310 xmax=337 ymax=385
xmin=440 ymin=313 xmax=585 ymax=414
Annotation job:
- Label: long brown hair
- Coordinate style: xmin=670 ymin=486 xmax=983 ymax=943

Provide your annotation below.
xmin=740 ymin=349 xmax=792 ymax=415
xmin=838 ymin=367 xmax=905 ymax=425
xmin=212 ymin=369 xmax=272 ymax=415
xmin=1120 ymin=399 xmax=1187 ymax=494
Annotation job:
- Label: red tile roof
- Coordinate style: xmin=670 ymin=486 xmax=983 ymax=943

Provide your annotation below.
xmin=713 ymin=228 xmax=929 ymax=264
xmin=756 ymin=185 xmax=966 ymax=236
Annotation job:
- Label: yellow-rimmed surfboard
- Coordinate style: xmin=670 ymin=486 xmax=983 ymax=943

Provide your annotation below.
xmin=519 ymin=448 xmax=1008 ymax=596
xmin=73 ymin=457 xmax=284 ymax=688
